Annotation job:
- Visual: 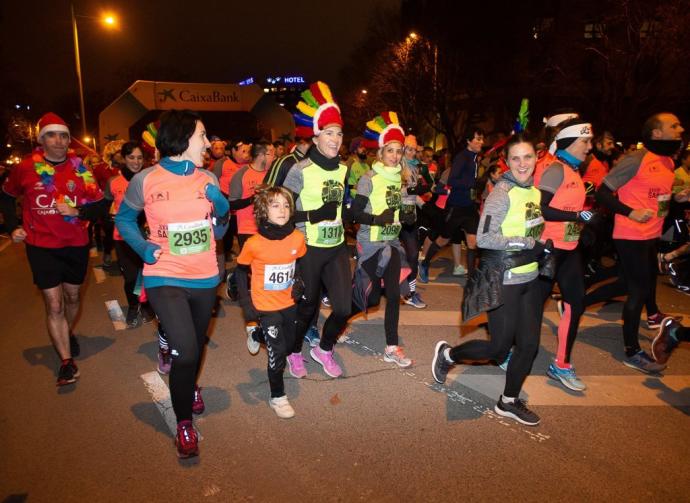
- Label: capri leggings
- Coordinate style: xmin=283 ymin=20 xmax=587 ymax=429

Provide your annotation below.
xmin=449 ymin=279 xmax=542 ymax=397
xmin=259 ymin=304 xmax=297 ymax=398
xmin=294 ymin=244 xmax=352 ymax=353
xmin=146 ymin=286 xmax=216 ymax=423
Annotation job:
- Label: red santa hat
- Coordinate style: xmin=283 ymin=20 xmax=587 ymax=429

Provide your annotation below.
xmin=37 ymin=112 xmax=70 ymax=141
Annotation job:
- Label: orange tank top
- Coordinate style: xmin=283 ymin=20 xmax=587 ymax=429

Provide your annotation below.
xmin=613 ymin=152 xmax=674 ymax=240
xmin=540 ymin=163 xmax=586 ymax=250
xmin=234 ymin=166 xmax=265 ymax=235
xmin=142 ymin=166 xmax=217 ymax=279
xmin=534 ymin=151 xmax=556 ymax=187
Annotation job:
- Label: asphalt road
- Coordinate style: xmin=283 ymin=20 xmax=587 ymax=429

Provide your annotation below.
xmin=1 ymin=238 xmax=689 ymax=502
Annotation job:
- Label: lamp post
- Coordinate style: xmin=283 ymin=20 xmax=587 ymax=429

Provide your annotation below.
xmin=407 ymin=31 xmax=439 ymax=150
xmin=70 ymin=4 xmax=118 ymax=140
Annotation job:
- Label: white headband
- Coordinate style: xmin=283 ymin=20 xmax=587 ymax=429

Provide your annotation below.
xmin=543 ymin=113 xmax=579 ymax=128
xmin=548 ymin=123 xmax=593 ymax=154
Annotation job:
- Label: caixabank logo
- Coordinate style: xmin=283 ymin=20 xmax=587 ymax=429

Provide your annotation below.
xmin=157 ymin=88 xmax=239 ymax=104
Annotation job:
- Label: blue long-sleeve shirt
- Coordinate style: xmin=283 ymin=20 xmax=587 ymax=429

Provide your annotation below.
xmin=447 ymin=148 xmax=478 ymax=208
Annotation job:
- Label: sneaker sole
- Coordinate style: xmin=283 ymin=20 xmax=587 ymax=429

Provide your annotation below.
xmin=622 ymin=360 xmax=665 ymax=374
xmin=431 ymin=341 xmax=449 ymax=384
xmin=309 ymin=348 xmax=342 ymax=378
xmin=546 ymin=369 xmax=586 ymax=392
xmin=493 ymin=403 xmax=540 ymax=426
xmin=176 ymin=444 xmax=199 ymax=458
xmin=403 ymin=299 xmax=427 ymax=309
xmin=383 ymin=354 xmax=413 ymax=368
xmin=57 ymin=369 xmax=80 ymax=386
xmin=269 ymin=401 xmax=295 ymax=419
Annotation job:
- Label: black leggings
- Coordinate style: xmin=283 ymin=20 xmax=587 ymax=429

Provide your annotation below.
xmin=259 ymin=305 xmax=297 ymax=398
xmin=540 ymin=248 xmax=585 ymax=366
xmin=114 ymin=240 xmax=142 ymax=307
xmin=615 ymin=238 xmax=659 ymax=356
xmin=399 ymin=224 xmax=418 ymax=287
xmin=146 ymin=286 xmax=216 ymax=423
xmin=294 ymin=244 xmax=352 ymax=352
xmin=351 ymin=247 xmax=401 ymax=346
xmin=449 ymin=279 xmax=542 ymax=397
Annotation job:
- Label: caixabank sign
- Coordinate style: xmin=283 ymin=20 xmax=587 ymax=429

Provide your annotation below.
xmin=153 ymin=83 xmax=242 ymax=110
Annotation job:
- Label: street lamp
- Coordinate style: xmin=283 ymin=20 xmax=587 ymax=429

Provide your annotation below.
xmin=70 ymin=4 xmax=118 ymax=140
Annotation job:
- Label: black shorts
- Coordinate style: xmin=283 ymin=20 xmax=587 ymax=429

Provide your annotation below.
xmin=441 ymin=206 xmax=479 ymax=241
xmin=25 ymin=244 xmax=90 ymax=290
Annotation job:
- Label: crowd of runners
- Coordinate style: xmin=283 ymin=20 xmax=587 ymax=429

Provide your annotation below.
xmin=2 ymin=81 xmax=690 ymax=458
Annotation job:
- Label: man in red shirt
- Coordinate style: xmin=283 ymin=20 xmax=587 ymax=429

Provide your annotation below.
xmin=0 ymin=113 xmax=108 ymax=386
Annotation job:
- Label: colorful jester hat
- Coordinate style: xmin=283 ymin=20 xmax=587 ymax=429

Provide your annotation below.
xmin=294 ymin=81 xmax=343 ymax=138
xmin=362 ymin=112 xmax=405 ymax=149
xmin=141 ymin=121 xmax=159 ymax=158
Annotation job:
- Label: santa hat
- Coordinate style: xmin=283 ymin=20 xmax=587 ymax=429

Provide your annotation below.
xmin=362 ymin=112 xmax=405 ymax=149
xmin=37 ymin=112 xmax=70 ymax=141
xmin=294 ymin=81 xmax=343 ymax=137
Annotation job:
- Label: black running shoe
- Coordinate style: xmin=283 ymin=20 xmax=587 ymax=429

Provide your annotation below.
xmin=432 ymin=341 xmax=454 ymax=384
xmin=126 ymin=306 xmax=141 ymax=329
xmin=69 ymin=334 xmax=80 ymax=357
xmin=494 ymin=396 xmax=540 ymax=426
xmin=57 ymin=359 xmax=80 ymax=386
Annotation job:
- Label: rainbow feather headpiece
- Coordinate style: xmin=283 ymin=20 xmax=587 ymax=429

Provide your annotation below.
xmin=294 ymin=81 xmax=343 ymax=138
xmin=362 ymin=112 xmax=405 ymax=149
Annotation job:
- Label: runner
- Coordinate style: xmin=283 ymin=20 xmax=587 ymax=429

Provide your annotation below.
xmin=432 ymin=134 xmax=548 ymax=426
xmin=235 ymin=185 xmax=306 ymax=417
xmin=538 ymin=118 xmax=592 ymax=391
xmin=283 ymin=81 xmax=351 ymax=378
xmin=115 ymin=110 xmax=229 ymax=458
xmin=595 ymin=112 xmax=687 ymax=373
xmin=350 ymin=112 xmax=413 ymax=366
xmin=0 ymin=113 xmax=107 ymax=386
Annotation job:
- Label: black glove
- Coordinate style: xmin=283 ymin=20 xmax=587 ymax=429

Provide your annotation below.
xmin=373 ymin=208 xmax=396 ymax=225
xmin=308 ymin=201 xmax=338 ymax=223
xmin=406 ymin=185 xmax=419 ymax=195
xmin=532 ymin=238 xmax=553 ymax=257
xmin=400 ymin=209 xmax=416 ymax=226
xmin=291 ymin=276 xmax=305 ymax=302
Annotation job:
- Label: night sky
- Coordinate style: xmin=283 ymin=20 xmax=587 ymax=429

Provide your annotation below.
xmin=1 ymin=0 xmax=399 ymax=123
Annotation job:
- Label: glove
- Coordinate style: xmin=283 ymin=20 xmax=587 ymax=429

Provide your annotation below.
xmin=291 ymin=276 xmax=305 ymax=302
xmin=143 ymin=242 xmax=161 ymax=264
xmin=577 ymin=210 xmax=595 ymax=223
xmin=308 ymin=201 xmax=338 ymax=223
xmin=373 ymin=208 xmax=396 ymax=225
xmin=532 ymin=240 xmax=546 ymax=256
xmin=400 ymin=209 xmax=416 ymax=226
xmin=205 ymin=183 xmax=230 ymax=216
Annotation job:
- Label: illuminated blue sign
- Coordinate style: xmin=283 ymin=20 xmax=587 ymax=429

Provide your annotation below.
xmin=266 ymin=76 xmax=305 ymax=85
xmin=238 ymin=77 xmax=254 ymax=86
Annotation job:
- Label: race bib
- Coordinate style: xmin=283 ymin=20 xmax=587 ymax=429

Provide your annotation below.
xmin=264 ymin=262 xmax=295 ymax=291
xmin=375 ymin=221 xmax=402 ymax=241
xmin=316 ymin=220 xmax=344 ymax=245
xmin=525 ymin=216 xmax=545 ymax=239
xmin=168 ymin=220 xmax=211 ymax=256
xmin=564 ymin=221 xmax=581 ymax=242
xmin=657 ymin=194 xmax=671 ymax=217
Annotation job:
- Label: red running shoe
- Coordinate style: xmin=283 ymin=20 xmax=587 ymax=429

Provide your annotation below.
xmin=192 ymin=385 xmax=205 ymax=415
xmin=175 ymin=420 xmax=198 ymax=458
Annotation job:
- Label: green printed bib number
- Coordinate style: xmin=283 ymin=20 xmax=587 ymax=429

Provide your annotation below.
xmin=168 ymin=220 xmax=211 ymax=256
xmin=657 ymin=194 xmax=671 ymax=217
xmin=564 ymin=221 xmax=581 ymax=242
xmin=525 ymin=216 xmax=545 ymax=239
xmin=316 ymin=220 xmax=344 ymax=245
xmin=264 ymin=262 xmax=295 ymax=291
xmin=375 ymin=222 xmax=402 ymax=241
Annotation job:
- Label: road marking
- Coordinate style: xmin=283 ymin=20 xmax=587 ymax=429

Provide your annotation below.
xmin=92 ymin=267 xmax=106 ymax=284
xmin=450 ymin=372 xmax=690 ymax=406
xmin=105 ymin=300 xmax=127 ymax=330
xmin=140 ymin=371 xmax=203 ymax=439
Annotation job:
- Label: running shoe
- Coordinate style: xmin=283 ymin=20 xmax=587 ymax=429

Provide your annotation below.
xmin=452 ymin=264 xmax=467 ymax=276
xmin=140 ymin=304 xmax=156 ymax=324
xmin=69 ymin=334 xmax=80 ymax=357
xmin=304 ymin=325 xmax=321 ymax=348
xmin=383 ymin=346 xmax=413 ymax=368
xmin=246 ymin=325 xmax=260 ymax=355
xmin=56 ymin=359 xmax=80 ymax=386
xmin=157 ymin=347 xmax=172 ymax=375
xmin=192 ymin=385 xmax=205 ymax=415
xmin=126 ymin=305 xmax=141 ymax=329
xmin=269 ymin=395 xmax=295 ymax=419
xmin=556 ymin=300 xmax=564 ymax=318
xmin=175 ymin=420 xmax=199 ymax=458
xmin=225 ymin=271 xmax=238 ymax=301
xmin=419 ymin=263 xmax=430 ymax=283
xmin=494 ymin=396 xmax=540 ymax=426
xmin=432 ymin=341 xmax=453 ymax=384
xmin=310 ymin=346 xmax=343 ymax=378
xmin=646 ymin=312 xmax=682 ymax=329
xmin=652 ymin=317 xmax=681 ymax=364
xmin=623 ymin=350 xmax=666 ymax=374
xmin=286 ymin=353 xmax=307 ymax=378
xmin=321 ymin=296 xmax=331 ymax=308
xmin=498 ymin=351 xmax=512 ymax=372
xmin=403 ymin=292 xmax=427 ymax=309
xmin=546 ymin=363 xmax=586 ymax=391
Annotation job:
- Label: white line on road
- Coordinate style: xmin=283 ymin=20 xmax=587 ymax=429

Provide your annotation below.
xmin=140 ymin=371 xmax=203 ymax=439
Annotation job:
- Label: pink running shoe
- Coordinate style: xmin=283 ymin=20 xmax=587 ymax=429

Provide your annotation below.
xmin=286 ymin=353 xmax=307 ymax=378
xmin=192 ymin=385 xmax=205 ymax=415
xmin=175 ymin=420 xmax=199 ymax=458
xmin=309 ymin=346 xmax=343 ymax=378
xmin=157 ymin=347 xmax=172 ymax=375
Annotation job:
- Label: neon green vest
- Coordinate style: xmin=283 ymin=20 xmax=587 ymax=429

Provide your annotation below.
xmin=301 ymin=162 xmax=348 ymax=247
xmin=500 ymin=185 xmax=544 ymax=274
xmin=369 ymin=172 xmax=402 ymax=242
